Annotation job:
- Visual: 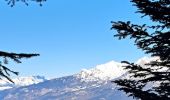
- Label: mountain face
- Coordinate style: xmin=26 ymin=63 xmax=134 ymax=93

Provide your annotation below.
xmin=0 ymin=57 xmax=154 ymax=100
xmin=76 ymin=61 xmax=126 ymax=82
xmin=0 ymin=76 xmax=132 ymax=100
xmin=0 ymin=76 xmax=47 ymax=91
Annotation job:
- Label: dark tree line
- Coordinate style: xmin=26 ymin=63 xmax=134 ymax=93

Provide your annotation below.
xmin=112 ymin=0 xmax=170 ymax=100
xmin=5 ymin=0 xmax=46 ymax=7
xmin=0 ymin=51 xmax=39 ymax=83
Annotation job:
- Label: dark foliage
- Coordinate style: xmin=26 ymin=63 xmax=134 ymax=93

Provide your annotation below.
xmin=0 ymin=51 xmax=39 ymax=83
xmin=5 ymin=0 xmax=46 ymax=7
xmin=111 ymin=0 xmax=170 ymax=100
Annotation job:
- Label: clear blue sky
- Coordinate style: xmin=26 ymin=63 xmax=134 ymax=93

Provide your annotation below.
xmin=0 ymin=0 xmax=151 ymax=78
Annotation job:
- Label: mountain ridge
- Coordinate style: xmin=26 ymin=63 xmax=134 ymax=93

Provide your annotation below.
xmin=0 ymin=75 xmax=47 ymax=91
xmin=0 ymin=57 xmax=156 ymax=100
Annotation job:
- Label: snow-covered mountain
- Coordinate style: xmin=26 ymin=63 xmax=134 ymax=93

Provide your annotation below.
xmin=136 ymin=56 xmax=160 ymax=65
xmin=0 ymin=57 xmax=155 ymax=100
xmin=0 ymin=76 xmax=47 ymax=91
xmin=76 ymin=61 xmax=127 ymax=82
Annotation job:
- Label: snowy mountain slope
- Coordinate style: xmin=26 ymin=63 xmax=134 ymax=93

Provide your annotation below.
xmin=0 ymin=57 xmax=156 ymax=100
xmin=76 ymin=61 xmax=127 ymax=82
xmin=0 ymin=76 xmax=47 ymax=91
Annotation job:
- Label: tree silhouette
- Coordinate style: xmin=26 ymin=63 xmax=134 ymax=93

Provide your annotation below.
xmin=111 ymin=0 xmax=170 ymax=99
xmin=2 ymin=0 xmax=41 ymax=83
xmin=0 ymin=51 xmax=39 ymax=83
xmin=5 ymin=0 xmax=46 ymax=7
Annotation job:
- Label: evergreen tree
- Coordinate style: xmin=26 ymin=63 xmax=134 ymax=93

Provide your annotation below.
xmin=111 ymin=0 xmax=170 ymax=99
xmin=5 ymin=0 xmax=46 ymax=7
xmin=0 ymin=51 xmax=39 ymax=83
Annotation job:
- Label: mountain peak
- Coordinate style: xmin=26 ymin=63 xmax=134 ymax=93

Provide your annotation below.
xmin=75 ymin=61 xmax=127 ymax=82
xmin=0 ymin=75 xmax=47 ymax=91
xmin=135 ymin=56 xmax=160 ymax=65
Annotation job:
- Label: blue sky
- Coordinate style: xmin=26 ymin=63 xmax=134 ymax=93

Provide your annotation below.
xmin=0 ymin=0 xmax=151 ymax=78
